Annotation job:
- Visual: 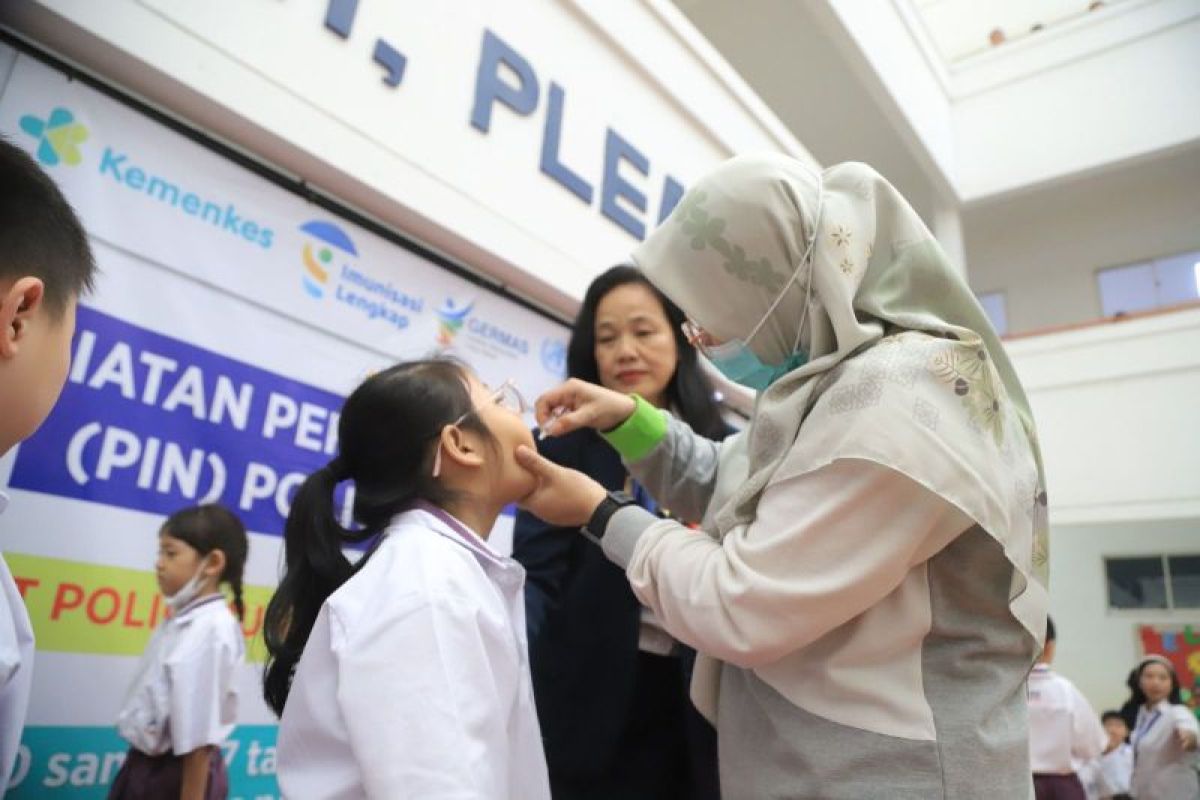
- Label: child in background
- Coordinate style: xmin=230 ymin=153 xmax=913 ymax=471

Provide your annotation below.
xmin=1127 ymin=655 xmax=1199 ymax=799
xmin=1078 ymin=711 xmax=1134 ymax=800
xmin=0 ymin=134 xmax=97 ymax=787
xmin=264 ymin=360 xmax=553 ymax=799
xmin=109 ymin=505 xmax=249 ymax=800
xmin=1028 ymin=617 xmax=1106 ymax=799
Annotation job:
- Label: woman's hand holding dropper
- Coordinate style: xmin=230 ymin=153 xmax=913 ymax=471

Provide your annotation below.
xmin=516 ymin=379 xmax=638 ymax=527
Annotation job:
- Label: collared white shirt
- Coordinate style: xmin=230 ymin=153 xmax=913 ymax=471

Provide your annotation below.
xmin=0 ymin=491 xmax=35 ymax=786
xmin=276 ymin=504 xmax=551 ymax=800
xmin=1027 ymin=663 xmax=1106 ymax=774
xmin=1078 ymin=743 xmax=1132 ymax=800
xmin=1130 ymin=698 xmax=1200 ymax=799
xmin=115 ymin=592 xmax=244 ymax=755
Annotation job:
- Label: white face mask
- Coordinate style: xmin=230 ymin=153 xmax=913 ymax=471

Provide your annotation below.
xmin=164 ymin=558 xmax=211 ymax=613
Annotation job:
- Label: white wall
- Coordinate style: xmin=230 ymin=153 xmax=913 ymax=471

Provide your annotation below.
xmin=963 ymin=144 xmax=1200 ymax=332
xmin=1006 ymin=306 xmax=1200 ymax=525
xmin=953 ymin=10 xmax=1200 ymax=201
xmin=1005 ymin=306 xmax=1200 ymax=709
xmin=824 ymin=0 xmax=957 ymax=191
xmin=818 ymin=0 xmax=1200 ymax=203
xmin=1048 ymin=517 xmax=1198 ymax=712
xmin=0 ymin=0 xmax=811 ymax=317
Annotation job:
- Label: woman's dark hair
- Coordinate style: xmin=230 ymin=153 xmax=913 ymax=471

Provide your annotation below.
xmin=1127 ymin=657 xmax=1183 ymax=707
xmin=263 ymin=358 xmax=492 ymax=716
xmin=568 ymin=264 xmax=727 ymax=439
xmin=161 ymin=504 xmax=249 ymax=621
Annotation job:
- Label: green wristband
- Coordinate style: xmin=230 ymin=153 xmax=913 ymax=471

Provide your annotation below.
xmin=601 ymin=394 xmax=667 ymax=462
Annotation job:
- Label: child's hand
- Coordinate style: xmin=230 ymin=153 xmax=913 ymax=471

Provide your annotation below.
xmin=515 ymin=445 xmax=607 ymax=527
xmin=1179 ymin=727 xmax=1198 ymax=751
xmin=535 ymin=379 xmax=636 ymax=438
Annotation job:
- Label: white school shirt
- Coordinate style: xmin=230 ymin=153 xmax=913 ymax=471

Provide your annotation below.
xmin=115 ymin=593 xmax=244 ymax=755
xmin=0 ymin=492 xmax=35 ymax=786
xmin=1028 ymin=663 xmax=1106 ymax=774
xmin=276 ymin=504 xmax=551 ymax=800
xmin=1079 ymin=743 xmax=1133 ymax=800
xmin=1129 ymin=699 xmax=1200 ymax=799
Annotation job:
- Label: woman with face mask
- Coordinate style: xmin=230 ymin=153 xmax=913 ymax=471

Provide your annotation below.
xmin=110 ymin=504 xmax=249 ymax=800
xmin=519 ymin=154 xmax=1050 ymax=798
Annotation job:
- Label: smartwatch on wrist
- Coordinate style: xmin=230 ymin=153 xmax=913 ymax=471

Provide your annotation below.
xmin=583 ymin=490 xmax=638 ymax=541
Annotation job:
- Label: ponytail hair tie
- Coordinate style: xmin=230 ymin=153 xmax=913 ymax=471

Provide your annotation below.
xmin=327 ymin=457 xmax=350 ymax=482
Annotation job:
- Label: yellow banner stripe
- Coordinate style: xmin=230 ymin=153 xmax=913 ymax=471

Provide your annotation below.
xmin=6 ymin=553 xmax=272 ymax=663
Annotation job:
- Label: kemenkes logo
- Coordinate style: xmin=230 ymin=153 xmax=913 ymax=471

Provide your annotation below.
xmin=19 ymin=107 xmax=88 ymax=167
xmin=20 ymin=104 xmax=276 ymax=250
xmin=436 ymin=298 xmax=474 ymax=346
xmin=299 ymin=220 xmax=357 ymax=299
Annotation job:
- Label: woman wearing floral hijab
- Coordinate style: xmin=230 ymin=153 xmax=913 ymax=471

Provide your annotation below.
xmin=517 ymin=153 xmax=1050 ymax=798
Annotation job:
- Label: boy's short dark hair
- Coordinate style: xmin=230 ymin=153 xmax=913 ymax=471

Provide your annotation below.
xmin=1101 ymin=710 xmax=1125 ymax=725
xmin=0 ymin=135 xmax=96 ymax=315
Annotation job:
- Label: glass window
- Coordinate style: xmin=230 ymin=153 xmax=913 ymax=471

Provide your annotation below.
xmin=1097 ymin=249 xmax=1200 ymax=317
xmin=1168 ymin=555 xmax=1200 ymax=609
xmin=976 ymin=291 xmax=1008 ymax=336
xmin=1154 ymin=252 xmax=1200 ymax=307
xmin=1098 ymin=263 xmax=1156 ymax=317
xmin=1105 ymin=557 xmax=1167 ymax=609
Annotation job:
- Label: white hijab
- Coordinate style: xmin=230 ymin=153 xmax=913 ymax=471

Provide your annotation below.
xmin=632 ymin=154 xmax=1048 ymax=660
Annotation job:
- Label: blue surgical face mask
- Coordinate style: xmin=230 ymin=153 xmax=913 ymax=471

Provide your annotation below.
xmin=703 ymin=175 xmax=824 ymax=392
xmin=705 ymin=340 xmax=809 ymax=392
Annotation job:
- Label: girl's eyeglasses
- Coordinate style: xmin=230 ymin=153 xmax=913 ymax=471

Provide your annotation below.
xmin=432 ymin=379 xmax=528 ymax=477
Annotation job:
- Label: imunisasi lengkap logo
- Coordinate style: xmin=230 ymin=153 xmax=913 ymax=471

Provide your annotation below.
xmin=298 ymin=220 xmax=358 ymax=299
xmin=19 ymin=106 xmax=88 ymax=167
xmin=299 ymin=219 xmax=424 ymax=330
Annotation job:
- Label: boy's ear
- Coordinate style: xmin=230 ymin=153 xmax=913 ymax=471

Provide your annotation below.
xmin=0 ymin=277 xmax=47 ymax=359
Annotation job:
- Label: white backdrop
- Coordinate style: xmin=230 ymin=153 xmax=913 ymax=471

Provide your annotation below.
xmin=0 ymin=48 xmax=569 ymax=799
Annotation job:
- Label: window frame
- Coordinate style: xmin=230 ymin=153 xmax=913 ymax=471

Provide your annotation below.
xmin=1095 ymin=248 xmax=1200 ymax=318
xmin=1104 ymin=552 xmax=1200 ymax=613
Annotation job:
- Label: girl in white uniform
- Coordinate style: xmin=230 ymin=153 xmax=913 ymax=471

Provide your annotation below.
xmin=1128 ymin=654 xmax=1199 ymax=799
xmin=109 ymin=504 xmax=249 ymax=800
xmin=264 ymin=359 xmax=551 ymax=800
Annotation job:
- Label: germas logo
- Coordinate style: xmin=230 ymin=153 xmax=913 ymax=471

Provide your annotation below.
xmin=435 ymin=297 xmax=530 ymax=358
xmin=435 ymin=298 xmax=474 ymax=346
xmin=301 ymin=219 xmax=423 ymax=330
xmin=19 ymin=107 xmax=88 ymax=167
xmin=298 ymin=220 xmax=357 ymax=299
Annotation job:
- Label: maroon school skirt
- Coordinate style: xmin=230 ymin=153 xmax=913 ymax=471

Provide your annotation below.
xmin=1033 ymin=773 xmax=1087 ymax=800
xmin=107 ymin=746 xmax=228 ymax=800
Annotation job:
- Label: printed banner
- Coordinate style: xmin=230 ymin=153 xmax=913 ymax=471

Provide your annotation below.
xmin=0 ymin=48 xmax=569 ymax=798
xmin=8 ymin=726 xmax=279 ymax=800
xmin=7 ymin=553 xmax=271 ymax=663
xmin=10 ymin=305 xmax=347 ymax=536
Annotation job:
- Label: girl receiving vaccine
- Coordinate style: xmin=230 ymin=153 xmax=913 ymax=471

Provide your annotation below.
xmin=109 ymin=504 xmax=250 ymax=800
xmin=264 ymin=359 xmax=552 ymax=799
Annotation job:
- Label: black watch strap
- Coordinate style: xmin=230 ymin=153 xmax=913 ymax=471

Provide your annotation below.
xmin=583 ymin=490 xmax=638 ymax=541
